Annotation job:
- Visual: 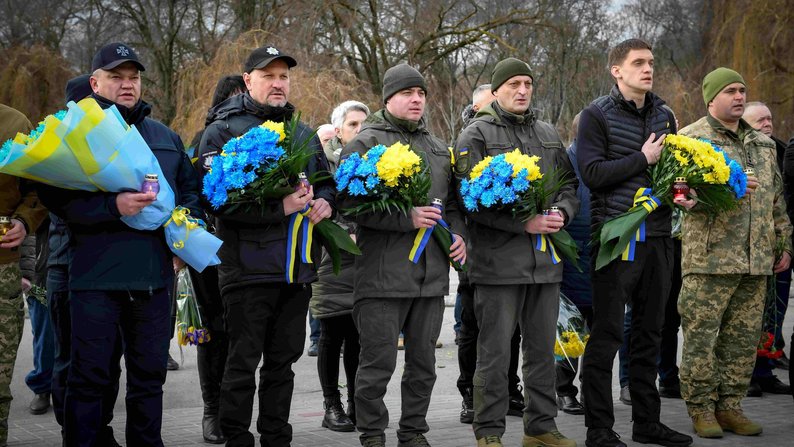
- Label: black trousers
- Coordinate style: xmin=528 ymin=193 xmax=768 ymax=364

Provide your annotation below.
xmin=658 ymin=239 xmax=682 ymax=386
xmin=457 ymin=280 xmax=521 ymax=395
xmin=219 ymin=284 xmax=310 ymax=447
xmin=317 ymin=314 xmax=360 ymax=400
xmin=582 ymin=237 xmax=672 ymax=429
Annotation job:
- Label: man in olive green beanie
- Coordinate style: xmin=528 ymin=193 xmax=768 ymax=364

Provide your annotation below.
xmin=702 ymin=67 xmax=746 ymax=106
xmin=490 ymin=57 xmax=534 ymax=93
xmin=677 ymin=67 xmax=792 ymax=438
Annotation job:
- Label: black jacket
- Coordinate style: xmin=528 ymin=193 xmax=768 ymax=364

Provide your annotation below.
xmin=198 ymin=93 xmax=334 ymax=293
xmin=38 ymin=94 xmax=201 ymax=291
xmin=577 ymin=85 xmax=675 ymax=237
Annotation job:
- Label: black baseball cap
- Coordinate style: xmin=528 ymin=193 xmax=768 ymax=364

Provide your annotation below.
xmin=91 ymin=42 xmax=146 ymax=72
xmin=243 ymin=45 xmax=297 ymax=73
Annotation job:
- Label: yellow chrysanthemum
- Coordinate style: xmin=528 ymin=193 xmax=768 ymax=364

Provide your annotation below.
xmin=503 ymin=149 xmax=543 ymax=181
xmin=261 ymin=120 xmax=286 ymax=142
xmin=672 ymin=150 xmax=689 ymax=166
xmin=376 ymin=142 xmax=421 ymax=187
xmin=470 ymin=156 xmax=493 ymax=180
xmin=553 ymin=331 xmax=589 ymax=358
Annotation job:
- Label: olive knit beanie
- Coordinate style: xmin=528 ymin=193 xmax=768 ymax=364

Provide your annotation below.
xmin=702 ymin=67 xmax=746 ymax=105
xmin=491 ymin=58 xmax=534 ymax=92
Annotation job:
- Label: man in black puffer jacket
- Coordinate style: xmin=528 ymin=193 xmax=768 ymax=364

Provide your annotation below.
xmin=577 ymin=38 xmax=692 ymax=447
xmin=197 ymin=45 xmax=335 ymax=447
xmin=38 ymin=43 xmax=202 ymax=447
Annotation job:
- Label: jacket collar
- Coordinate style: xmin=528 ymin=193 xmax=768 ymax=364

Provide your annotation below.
xmin=609 ymin=85 xmax=664 ymax=116
xmin=92 ymin=93 xmax=151 ymax=125
xmin=205 ymin=92 xmax=295 ymax=126
xmin=475 ymin=101 xmax=536 ymax=127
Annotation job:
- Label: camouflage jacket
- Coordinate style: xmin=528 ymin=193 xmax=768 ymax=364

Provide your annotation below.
xmin=679 ymin=115 xmax=792 ymax=275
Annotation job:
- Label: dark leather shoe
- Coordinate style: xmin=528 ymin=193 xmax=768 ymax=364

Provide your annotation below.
xmin=658 ymin=381 xmax=682 ymax=399
xmin=632 ymin=421 xmax=693 ymax=447
xmin=746 ymin=381 xmax=762 ymax=397
xmin=322 ymin=397 xmax=354 ymax=432
xmin=308 ymin=340 xmax=319 ymax=357
xmin=756 ymin=376 xmax=791 ymax=394
xmin=586 ymin=428 xmax=627 ymax=447
xmin=346 ymin=398 xmax=356 ymax=426
xmin=557 ymin=395 xmax=585 ymax=415
xmin=507 ymin=385 xmax=524 ymax=416
xmin=460 ymin=388 xmax=474 ymax=424
xmin=167 ymin=353 xmax=180 ymax=371
xmin=29 ymin=392 xmax=50 ymax=415
xmin=202 ymin=414 xmax=225 ymax=444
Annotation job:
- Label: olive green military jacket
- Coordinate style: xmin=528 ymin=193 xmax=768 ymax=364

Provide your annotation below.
xmin=679 ymin=115 xmax=792 ymax=275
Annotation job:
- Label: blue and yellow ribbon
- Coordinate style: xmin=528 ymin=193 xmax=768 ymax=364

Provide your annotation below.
xmin=621 ymin=187 xmax=661 ymax=261
xmin=409 ymin=217 xmax=455 ymax=263
xmin=535 ymin=234 xmax=562 ymax=264
xmin=285 ymin=204 xmax=315 ymax=283
xmin=164 ymin=206 xmax=203 ymax=250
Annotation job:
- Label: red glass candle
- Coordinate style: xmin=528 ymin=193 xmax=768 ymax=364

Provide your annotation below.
xmin=673 ymin=177 xmax=689 ymax=201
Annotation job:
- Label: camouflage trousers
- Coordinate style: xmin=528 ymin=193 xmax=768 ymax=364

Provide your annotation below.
xmin=0 ymin=262 xmax=24 ymax=444
xmin=678 ymin=273 xmax=766 ymax=417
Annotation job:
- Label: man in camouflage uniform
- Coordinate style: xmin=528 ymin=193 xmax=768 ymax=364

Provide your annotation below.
xmin=678 ymin=67 xmax=792 ymax=439
xmin=0 ymin=103 xmax=47 ymax=447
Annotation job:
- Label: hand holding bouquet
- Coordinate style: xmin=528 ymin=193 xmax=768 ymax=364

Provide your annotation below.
xmin=594 ymin=134 xmax=747 ymax=270
xmin=202 ymin=116 xmax=360 ymax=280
xmin=459 ymin=149 xmax=580 ymax=269
xmin=334 ymin=142 xmax=464 ymax=271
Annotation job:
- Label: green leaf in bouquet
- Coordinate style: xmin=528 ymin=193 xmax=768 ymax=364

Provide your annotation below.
xmin=431 ymin=224 xmax=467 ymax=272
xmin=314 ymin=219 xmax=362 ymax=275
xmin=594 ymin=207 xmax=650 ymax=270
xmin=549 ymin=230 xmax=581 ymax=272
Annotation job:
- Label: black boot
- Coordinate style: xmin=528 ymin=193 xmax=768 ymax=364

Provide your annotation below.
xmin=460 ymin=387 xmax=474 ymax=424
xmin=322 ymin=396 xmax=355 ymax=432
xmin=197 ymin=334 xmax=227 ymax=444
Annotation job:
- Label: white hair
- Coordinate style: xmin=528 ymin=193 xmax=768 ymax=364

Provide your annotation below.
xmin=317 ymin=123 xmax=335 ymax=135
xmin=331 ymin=100 xmax=371 ymax=129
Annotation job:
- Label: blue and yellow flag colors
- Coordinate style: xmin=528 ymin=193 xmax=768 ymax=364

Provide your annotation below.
xmin=535 ymin=233 xmax=562 ymax=264
xmin=620 ymin=187 xmax=661 ymax=262
xmin=285 ymin=204 xmax=316 ymax=283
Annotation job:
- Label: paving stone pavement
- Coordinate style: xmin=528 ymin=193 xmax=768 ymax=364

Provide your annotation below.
xmin=7 ymin=290 xmax=793 ymax=446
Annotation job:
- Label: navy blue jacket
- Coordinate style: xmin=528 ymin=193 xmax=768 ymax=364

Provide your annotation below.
xmin=39 ymin=94 xmax=202 ymax=291
xmin=560 ymin=142 xmax=592 ymax=308
xmin=198 ymin=93 xmax=335 ymax=293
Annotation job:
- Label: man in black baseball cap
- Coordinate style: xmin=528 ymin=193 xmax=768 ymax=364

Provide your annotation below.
xmin=91 ymin=42 xmax=146 ymax=72
xmin=198 ymin=44 xmax=336 ymax=447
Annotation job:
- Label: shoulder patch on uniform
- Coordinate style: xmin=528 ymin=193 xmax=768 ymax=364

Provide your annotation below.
xmin=454 ymin=147 xmax=470 ymax=175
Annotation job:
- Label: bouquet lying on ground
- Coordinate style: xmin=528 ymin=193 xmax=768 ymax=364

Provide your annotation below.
xmin=334 ymin=142 xmax=464 ymax=271
xmin=458 ymin=149 xmax=579 ymax=269
xmin=0 ymin=98 xmax=221 ymax=272
xmin=594 ymin=134 xmax=747 ymax=270
xmin=175 ymin=268 xmax=209 ymax=346
xmin=202 ymin=116 xmax=360 ymax=281
xmin=555 ymin=293 xmax=590 ymax=367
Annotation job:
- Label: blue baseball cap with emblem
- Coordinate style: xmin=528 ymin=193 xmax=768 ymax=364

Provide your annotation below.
xmin=91 ymin=42 xmax=146 ymax=72
xmin=243 ymin=45 xmax=297 ymax=73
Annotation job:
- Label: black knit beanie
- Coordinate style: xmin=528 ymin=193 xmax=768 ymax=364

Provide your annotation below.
xmin=382 ymin=64 xmax=427 ymax=103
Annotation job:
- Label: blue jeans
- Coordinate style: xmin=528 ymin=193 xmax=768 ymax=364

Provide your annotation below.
xmin=25 ymin=294 xmax=55 ymax=394
xmin=453 ymin=292 xmax=462 ymax=336
xmin=309 ymin=311 xmax=321 ymax=343
xmin=65 ymin=288 xmax=169 ymax=447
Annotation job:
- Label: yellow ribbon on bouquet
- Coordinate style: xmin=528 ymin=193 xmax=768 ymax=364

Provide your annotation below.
xmin=164 ymin=207 xmax=202 ymax=250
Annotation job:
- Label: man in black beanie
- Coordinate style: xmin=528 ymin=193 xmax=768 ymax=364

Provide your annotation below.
xmin=454 ymin=57 xmax=579 ymax=447
xmin=339 ymin=63 xmax=467 ymax=447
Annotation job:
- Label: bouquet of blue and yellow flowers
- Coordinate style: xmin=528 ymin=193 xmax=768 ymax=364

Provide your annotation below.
xmin=334 ymin=141 xmax=463 ymax=271
xmin=202 ymin=116 xmax=360 ymax=280
xmin=0 ymin=98 xmax=222 ymax=272
xmin=458 ymin=149 xmax=580 ymax=269
xmin=594 ymin=134 xmax=747 ymax=270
